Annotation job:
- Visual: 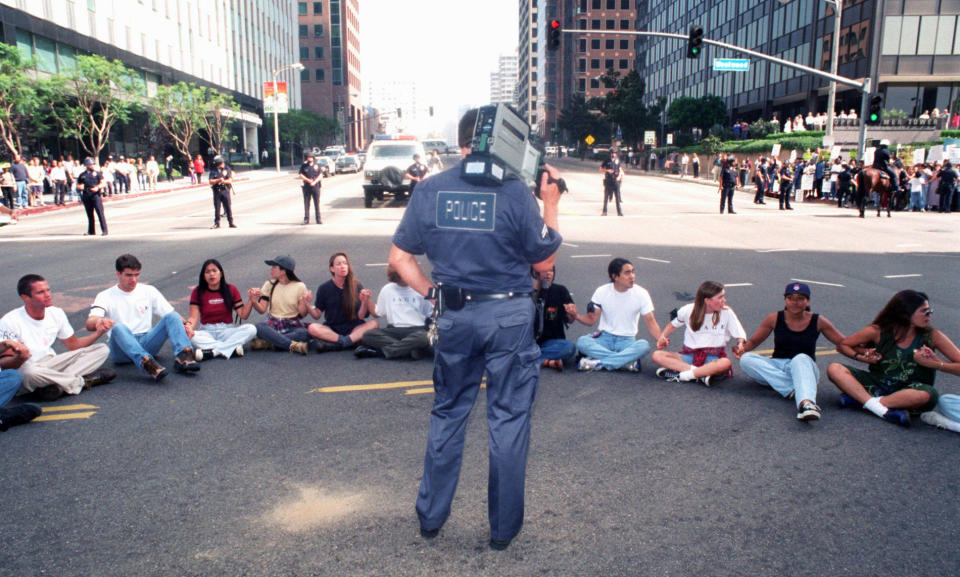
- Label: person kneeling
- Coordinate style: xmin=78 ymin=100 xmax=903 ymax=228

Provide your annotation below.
xmin=651 ymin=281 xmax=745 ymax=387
xmin=354 ymin=265 xmax=433 ymax=360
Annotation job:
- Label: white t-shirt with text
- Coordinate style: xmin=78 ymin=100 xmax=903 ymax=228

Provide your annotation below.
xmin=670 ymin=302 xmax=746 ymax=349
xmin=375 ymin=283 xmax=433 ymax=327
xmin=0 ymin=306 xmax=74 ymax=365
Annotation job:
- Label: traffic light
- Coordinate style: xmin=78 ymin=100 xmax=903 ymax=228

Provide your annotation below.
xmin=687 ymin=25 xmax=704 ymax=58
xmin=867 ymin=95 xmax=883 ymax=125
xmin=548 ymin=19 xmax=561 ymax=51
xmin=396 ymin=108 xmax=402 ymax=119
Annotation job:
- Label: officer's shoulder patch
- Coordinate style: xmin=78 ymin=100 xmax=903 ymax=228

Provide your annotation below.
xmin=436 ymin=190 xmax=496 ymax=231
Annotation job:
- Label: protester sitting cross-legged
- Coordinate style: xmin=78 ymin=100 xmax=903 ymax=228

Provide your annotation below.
xmin=186 ymin=259 xmax=257 ymax=361
xmin=827 ymin=290 xmax=944 ymax=427
xmin=0 ymin=274 xmax=114 ymax=400
xmin=533 ymin=266 xmax=577 ymax=371
xmin=248 ymin=256 xmax=312 ymax=355
xmin=0 ymin=346 xmax=41 ymax=432
xmin=734 ymin=282 xmax=846 ymax=421
xmin=573 ymin=258 xmax=662 ymax=372
xmin=306 ymin=252 xmax=378 ymax=352
xmin=354 ymin=264 xmax=433 ymax=360
xmin=651 ymin=281 xmax=746 ymax=387
xmin=85 ymin=254 xmax=200 ymax=382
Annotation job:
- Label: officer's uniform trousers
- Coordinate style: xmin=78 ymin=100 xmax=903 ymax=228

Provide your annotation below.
xmin=416 ymin=296 xmax=540 ymax=543
xmin=82 ymin=191 xmax=107 ymax=234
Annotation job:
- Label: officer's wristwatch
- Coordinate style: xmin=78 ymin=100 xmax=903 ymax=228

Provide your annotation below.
xmin=426 ymin=286 xmax=437 ymax=300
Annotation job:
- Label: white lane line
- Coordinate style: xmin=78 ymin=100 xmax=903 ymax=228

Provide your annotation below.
xmin=791 ymin=278 xmax=845 ymax=287
xmin=884 ymin=274 xmax=923 ymax=279
xmin=896 ymin=243 xmax=923 ymax=248
xmin=562 ymin=242 xmax=580 ymax=248
xmin=757 ymin=248 xmax=799 ymax=253
xmin=724 ymin=283 xmax=753 ymax=287
xmin=570 ymin=254 xmax=611 ymax=259
xmin=634 ymin=256 xmax=671 ymax=264
xmin=365 ymin=262 xmax=389 ymax=267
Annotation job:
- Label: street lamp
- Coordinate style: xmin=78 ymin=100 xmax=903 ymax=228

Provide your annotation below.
xmin=271 ymin=62 xmax=304 ymax=172
xmin=780 ymin=0 xmax=841 ymax=137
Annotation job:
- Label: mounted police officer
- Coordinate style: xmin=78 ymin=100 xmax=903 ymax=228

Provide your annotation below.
xmin=76 ymin=157 xmax=108 ymax=236
xmin=872 ymin=139 xmax=898 ymax=191
xmin=208 ymin=156 xmax=235 ymax=229
xmin=389 ymin=108 xmax=563 ymax=551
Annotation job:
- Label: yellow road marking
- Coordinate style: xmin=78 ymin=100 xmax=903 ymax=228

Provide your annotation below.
xmin=34 ymin=411 xmax=97 ymax=422
xmin=405 ymin=387 xmax=435 ymax=395
xmin=41 ymin=404 xmax=100 ymax=412
xmin=309 ymin=380 xmax=432 ymax=393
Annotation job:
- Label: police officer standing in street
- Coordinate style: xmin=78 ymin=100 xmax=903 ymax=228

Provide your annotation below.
xmin=76 ymin=157 xmax=108 ymax=236
xmin=600 ymin=148 xmax=624 ymax=216
xmin=208 ymin=156 xmax=236 ymax=229
xmin=298 ymin=152 xmax=322 ymax=224
xmin=389 ymin=108 xmax=563 ymax=551
xmin=404 ymin=154 xmax=429 ymax=197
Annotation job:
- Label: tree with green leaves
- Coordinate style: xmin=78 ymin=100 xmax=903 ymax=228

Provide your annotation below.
xmin=559 ymin=93 xmax=608 ymax=150
xmin=277 ymin=109 xmax=337 ymax=149
xmin=44 ymin=54 xmax=143 ymax=159
xmin=147 ymin=81 xmax=205 ymax=166
xmin=601 ymin=70 xmax=659 ymax=147
xmin=0 ymin=44 xmax=42 ymax=158
xmin=200 ymin=87 xmax=240 ymax=157
xmin=667 ymin=95 xmax=727 ymax=134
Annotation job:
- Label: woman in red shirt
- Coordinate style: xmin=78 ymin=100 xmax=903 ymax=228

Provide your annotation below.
xmin=193 ymin=155 xmax=205 ymax=184
xmin=186 ymin=259 xmax=257 ymax=360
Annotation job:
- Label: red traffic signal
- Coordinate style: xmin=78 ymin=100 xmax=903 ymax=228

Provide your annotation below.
xmin=548 ymin=20 xmax=561 ymax=51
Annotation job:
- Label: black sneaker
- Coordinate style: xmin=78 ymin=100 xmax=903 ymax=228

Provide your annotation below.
xmin=655 ymin=367 xmax=681 ymax=381
xmin=883 ymin=409 xmax=911 ymax=427
xmin=83 ymin=367 xmax=118 ymax=389
xmin=796 ymin=400 xmax=822 ymax=421
xmin=353 ymin=345 xmax=383 ymax=359
xmin=0 ymin=404 xmax=42 ymax=431
xmin=35 ymin=385 xmax=64 ymax=401
xmin=489 ymin=537 xmax=513 ymax=551
xmin=174 ymin=348 xmax=201 ymax=372
xmin=419 ymin=526 xmax=440 ymax=540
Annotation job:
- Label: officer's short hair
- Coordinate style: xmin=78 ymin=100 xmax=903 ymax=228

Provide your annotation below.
xmin=608 ymin=257 xmax=632 ymax=281
xmin=386 ymin=265 xmax=401 ymax=284
xmin=17 ymin=274 xmax=44 ymax=297
xmin=458 ymin=108 xmax=479 ymax=149
xmin=115 ymin=254 xmax=142 ymax=273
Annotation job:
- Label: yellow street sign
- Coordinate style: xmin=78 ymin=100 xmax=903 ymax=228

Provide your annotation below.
xmin=585 ymin=135 xmax=595 ymax=146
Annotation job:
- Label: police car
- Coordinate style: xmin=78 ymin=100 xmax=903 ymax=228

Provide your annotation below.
xmin=362 ymin=135 xmax=426 ymax=208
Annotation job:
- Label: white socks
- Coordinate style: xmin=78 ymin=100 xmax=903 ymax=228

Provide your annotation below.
xmin=679 ymin=369 xmax=696 ymax=382
xmin=863 ymin=397 xmax=888 ymax=418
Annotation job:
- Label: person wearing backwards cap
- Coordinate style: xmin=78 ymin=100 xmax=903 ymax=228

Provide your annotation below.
xmin=734 ymin=282 xmax=846 ymax=421
xmin=247 ymin=255 xmax=312 ymax=355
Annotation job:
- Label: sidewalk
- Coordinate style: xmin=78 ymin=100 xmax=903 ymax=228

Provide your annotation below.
xmin=10 ymin=168 xmax=291 ymax=220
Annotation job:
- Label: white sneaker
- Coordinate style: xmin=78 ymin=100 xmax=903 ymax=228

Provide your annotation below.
xmin=921 ymin=411 xmax=960 ymax=433
xmin=234 ymin=345 xmax=244 ymax=357
xmin=623 ymin=361 xmax=640 ymax=372
xmin=578 ymin=357 xmax=601 ymax=371
xmin=194 ymin=348 xmax=204 ymax=362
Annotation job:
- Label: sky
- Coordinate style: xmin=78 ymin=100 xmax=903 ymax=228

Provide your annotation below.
xmin=359 ymin=0 xmax=519 ymax=137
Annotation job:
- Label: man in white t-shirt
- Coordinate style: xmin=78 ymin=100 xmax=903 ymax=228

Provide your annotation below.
xmin=85 ymin=254 xmax=199 ymax=382
xmin=356 ymin=265 xmax=434 ymax=360
xmin=572 ymin=258 xmax=663 ymax=371
xmin=0 ymin=274 xmax=114 ymax=399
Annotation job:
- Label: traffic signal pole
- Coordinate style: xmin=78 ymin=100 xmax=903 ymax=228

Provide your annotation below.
xmin=560 ymin=28 xmax=874 ymax=161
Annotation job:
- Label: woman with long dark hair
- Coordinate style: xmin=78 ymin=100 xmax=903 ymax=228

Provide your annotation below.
xmin=651 ymin=281 xmax=746 ymax=387
xmin=248 ymin=255 xmax=312 ymax=355
xmin=306 ymin=252 xmax=378 ymax=351
xmin=827 ymin=290 xmax=951 ymax=426
xmin=186 ymin=259 xmax=257 ymax=360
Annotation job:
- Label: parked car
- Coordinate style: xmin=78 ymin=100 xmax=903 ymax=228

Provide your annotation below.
xmin=335 ymin=154 xmax=361 ymax=174
xmin=315 ymin=156 xmax=333 ymax=177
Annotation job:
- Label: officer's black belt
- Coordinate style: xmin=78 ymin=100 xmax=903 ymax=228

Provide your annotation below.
xmin=439 ymin=287 xmax=535 ymax=311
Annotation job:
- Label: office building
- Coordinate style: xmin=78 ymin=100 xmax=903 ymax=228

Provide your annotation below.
xmin=490 ymin=54 xmax=519 ymax=106
xmin=517 ymin=0 xmax=539 ymax=127
xmin=298 ymin=0 xmax=364 ymax=152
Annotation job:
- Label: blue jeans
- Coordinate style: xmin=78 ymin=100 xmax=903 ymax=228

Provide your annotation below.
xmin=14 ymin=181 xmax=27 ymax=208
xmin=576 ymin=332 xmax=651 ymax=370
xmin=0 ymin=370 xmax=23 ymax=406
xmin=538 ymin=338 xmax=576 ymax=366
xmin=739 ymin=353 xmax=819 ymax=408
xmin=910 ymin=190 xmax=924 ymax=211
xmin=935 ymin=394 xmax=960 ymax=422
xmin=108 ymin=312 xmax=192 ymax=368
xmin=255 ymin=322 xmax=310 ymax=350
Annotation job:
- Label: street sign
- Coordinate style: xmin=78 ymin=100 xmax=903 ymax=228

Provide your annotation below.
xmin=585 ymin=135 xmax=595 ymax=146
xmin=713 ymin=58 xmax=750 ymax=72
xmin=263 ymin=82 xmax=289 ymax=114
xmin=644 ymin=131 xmax=656 ymax=145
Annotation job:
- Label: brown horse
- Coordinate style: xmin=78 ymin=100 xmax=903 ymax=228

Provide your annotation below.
xmin=857 ymin=167 xmax=894 ymax=218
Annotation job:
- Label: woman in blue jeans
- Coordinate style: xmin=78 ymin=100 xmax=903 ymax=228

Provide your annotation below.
xmin=734 ymin=282 xmax=845 ymax=422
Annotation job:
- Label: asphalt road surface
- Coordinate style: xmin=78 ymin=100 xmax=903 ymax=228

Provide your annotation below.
xmin=1 ymin=159 xmax=958 ymax=576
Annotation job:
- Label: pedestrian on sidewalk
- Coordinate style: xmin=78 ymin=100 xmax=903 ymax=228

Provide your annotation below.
xmin=692 ymin=153 xmax=700 ymax=178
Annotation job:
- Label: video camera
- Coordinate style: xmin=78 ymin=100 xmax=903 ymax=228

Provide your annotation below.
xmin=461 ymin=103 xmax=567 ymax=198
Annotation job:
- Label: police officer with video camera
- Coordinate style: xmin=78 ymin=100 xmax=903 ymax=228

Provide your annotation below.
xmin=389 ymin=108 xmax=563 ymax=551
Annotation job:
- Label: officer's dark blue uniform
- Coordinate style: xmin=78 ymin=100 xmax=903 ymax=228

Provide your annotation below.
xmin=208 ymin=160 xmax=235 ymax=228
xmin=76 ymin=160 xmax=107 ymax=236
xmin=873 ymin=144 xmax=898 ymax=190
xmin=392 ymin=161 xmax=562 ymax=548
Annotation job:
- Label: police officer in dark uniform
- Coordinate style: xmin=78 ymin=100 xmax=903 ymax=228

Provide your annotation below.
xmin=208 ymin=156 xmax=236 ymax=229
xmin=298 ymin=152 xmax=322 ymax=224
xmin=600 ymin=148 xmax=623 ymax=216
xmin=389 ymin=108 xmax=563 ymax=551
xmin=937 ymin=159 xmax=958 ymax=213
xmin=404 ymin=154 xmax=429 ymax=197
xmin=76 ymin=157 xmax=108 ymax=236
xmin=872 ymin=141 xmax=898 ymax=191
xmin=718 ymin=157 xmax=738 ymax=214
